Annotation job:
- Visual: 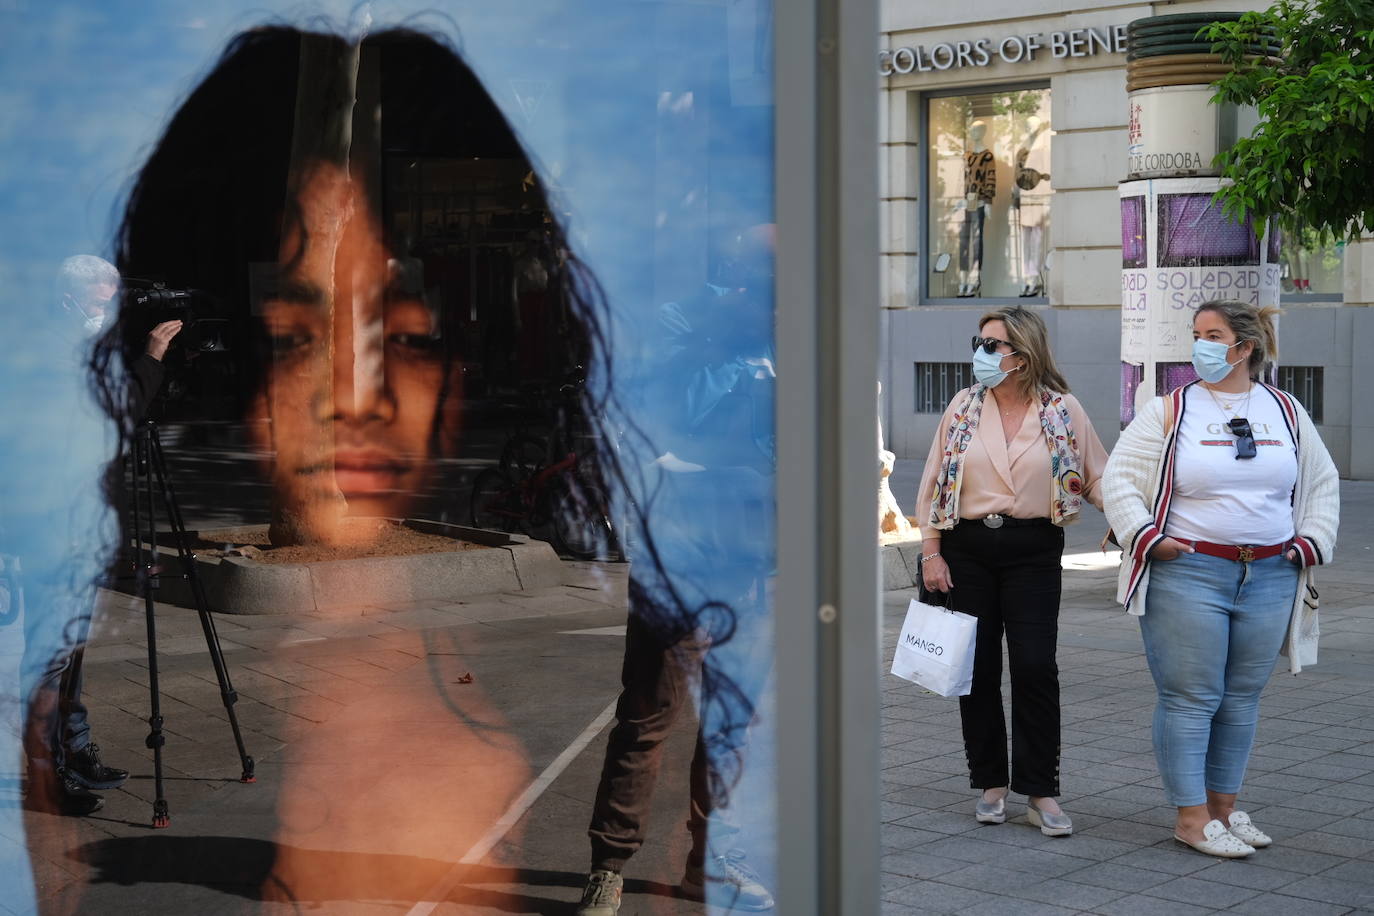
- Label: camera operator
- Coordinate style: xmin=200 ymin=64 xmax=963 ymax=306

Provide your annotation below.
xmin=21 ymin=255 xmax=181 ymax=816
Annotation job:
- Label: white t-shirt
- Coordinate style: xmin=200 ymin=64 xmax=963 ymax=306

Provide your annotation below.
xmin=1166 ymin=384 xmax=1298 ymax=546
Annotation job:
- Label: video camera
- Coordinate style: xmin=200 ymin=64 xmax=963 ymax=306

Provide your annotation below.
xmin=127 ymin=283 xmax=228 ymax=353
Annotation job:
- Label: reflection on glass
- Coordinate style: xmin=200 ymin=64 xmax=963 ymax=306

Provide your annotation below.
xmin=0 ymin=6 xmax=776 ymax=913
xmin=1279 ymin=228 xmax=1344 ymax=296
xmin=927 ymin=88 xmax=1053 ymax=300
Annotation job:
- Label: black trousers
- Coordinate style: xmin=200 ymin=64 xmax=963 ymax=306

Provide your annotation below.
xmin=942 ymin=520 xmax=1064 ymax=797
xmin=587 ymin=611 xmax=712 ymax=873
xmin=958 ymin=206 xmax=985 ymax=273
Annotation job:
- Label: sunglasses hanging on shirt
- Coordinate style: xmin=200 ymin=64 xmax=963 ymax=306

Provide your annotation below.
xmin=1228 ymin=417 xmax=1257 ymax=459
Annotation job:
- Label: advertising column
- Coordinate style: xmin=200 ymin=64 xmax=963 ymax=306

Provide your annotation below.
xmin=1117 ymin=13 xmax=1280 ymax=426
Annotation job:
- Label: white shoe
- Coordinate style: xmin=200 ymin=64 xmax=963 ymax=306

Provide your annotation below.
xmin=1225 ymin=811 xmax=1272 ymax=848
xmin=1175 ymin=819 xmax=1255 ymax=858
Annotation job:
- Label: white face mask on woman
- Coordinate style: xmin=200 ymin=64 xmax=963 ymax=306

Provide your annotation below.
xmin=1191 ymin=337 xmax=1245 ymax=384
xmin=973 ymin=346 xmax=1021 ymax=388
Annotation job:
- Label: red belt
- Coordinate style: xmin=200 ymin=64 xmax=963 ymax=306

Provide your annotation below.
xmin=1180 ymin=539 xmax=1290 ymax=563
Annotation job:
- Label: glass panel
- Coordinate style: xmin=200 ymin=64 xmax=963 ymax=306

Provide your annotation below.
xmin=1279 ymin=231 xmax=1345 ymax=297
xmin=0 ymin=4 xmax=777 ymax=912
xmin=927 ymin=88 xmax=1052 ymax=300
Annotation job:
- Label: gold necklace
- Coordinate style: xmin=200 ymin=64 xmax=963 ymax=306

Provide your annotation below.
xmin=1202 ymin=381 xmax=1252 ymax=419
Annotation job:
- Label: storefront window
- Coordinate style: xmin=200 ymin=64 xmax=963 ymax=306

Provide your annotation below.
xmin=926 ymin=87 xmax=1052 ymax=300
xmin=1279 ymin=229 xmax=1344 ymax=298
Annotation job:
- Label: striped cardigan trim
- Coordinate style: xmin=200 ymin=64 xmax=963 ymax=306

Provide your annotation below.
xmin=1293 ymin=535 xmax=1319 ymax=568
xmin=1122 ymin=384 xmax=1189 ymax=608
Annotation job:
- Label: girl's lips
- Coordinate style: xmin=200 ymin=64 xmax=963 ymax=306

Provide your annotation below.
xmin=334 ymin=466 xmax=406 ymax=494
xmin=301 ymin=451 xmax=411 ymax=495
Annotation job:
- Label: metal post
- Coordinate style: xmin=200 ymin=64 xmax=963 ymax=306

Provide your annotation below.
xmin=775 ymin=0 xmax=881 ymax=912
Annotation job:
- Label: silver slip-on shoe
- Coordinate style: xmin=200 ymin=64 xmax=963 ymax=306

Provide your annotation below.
xmin=1026 ymin=798 xmax=1072 ymax=837
xmin=975 ymin=792 xmax=1007 ymax=824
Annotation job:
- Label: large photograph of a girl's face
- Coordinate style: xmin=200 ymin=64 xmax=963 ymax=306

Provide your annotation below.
xmin=104 ymin=27 xmax=592 ymax=546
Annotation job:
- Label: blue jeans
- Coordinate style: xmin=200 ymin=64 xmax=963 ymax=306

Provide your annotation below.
xmin=1140 ymin=552 xmax=1298 ymax=807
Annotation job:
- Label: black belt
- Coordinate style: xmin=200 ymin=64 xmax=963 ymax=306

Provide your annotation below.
xmin=956 ymin=515 xmax=1052 ymax=530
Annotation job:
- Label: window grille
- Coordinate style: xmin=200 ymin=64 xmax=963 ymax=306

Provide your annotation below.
xmin=914 ymin=362 xmax=973 ymax=413
xmin=1277 ymin=366 xmax=1324 ymax=423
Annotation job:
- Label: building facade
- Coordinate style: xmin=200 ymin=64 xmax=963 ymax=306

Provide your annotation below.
xmin=880 ymin=0 xmax=1373 ymax=479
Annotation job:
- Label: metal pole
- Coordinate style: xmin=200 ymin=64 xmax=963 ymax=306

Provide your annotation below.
xmin=775 ymin=0 xmax=880 ymax=912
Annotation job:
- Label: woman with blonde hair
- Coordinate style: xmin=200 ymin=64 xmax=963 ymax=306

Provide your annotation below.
xmin=917 ymin=305 xmax=1109 ymax=835
xmin=1103 ymin=299 xmax=1339 ymax=857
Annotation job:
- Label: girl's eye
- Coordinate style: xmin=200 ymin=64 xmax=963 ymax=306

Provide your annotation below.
xmin=387 ymin=332 xmax=443 ymax=356
xmin=267 ymin=330 xmax=314 ymax=354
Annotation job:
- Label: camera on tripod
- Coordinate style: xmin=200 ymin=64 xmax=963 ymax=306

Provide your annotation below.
xmin=128 ymin=283 xmax=228 ymax=353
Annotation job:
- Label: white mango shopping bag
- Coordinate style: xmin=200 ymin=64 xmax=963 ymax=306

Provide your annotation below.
xmin=890 ymin=598 xmax=977 ymax=697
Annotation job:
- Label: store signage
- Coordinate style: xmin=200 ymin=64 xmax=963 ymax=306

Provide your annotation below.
xmin=880 ymin=24 xmax=1127 ymax=76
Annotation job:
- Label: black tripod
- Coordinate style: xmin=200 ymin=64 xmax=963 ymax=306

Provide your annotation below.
xmin=128 ymin=419 xmax=254 ymax=827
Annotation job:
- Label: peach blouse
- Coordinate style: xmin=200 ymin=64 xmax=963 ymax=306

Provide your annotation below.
xmin=916 ymin=389 xmax=1109 ymax=540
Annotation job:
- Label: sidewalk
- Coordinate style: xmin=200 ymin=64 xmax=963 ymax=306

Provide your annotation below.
xmin=879 ymin=479 xmax=1374 ymax=915
xmin=5 ymin=478 xmax=1372 ymax=914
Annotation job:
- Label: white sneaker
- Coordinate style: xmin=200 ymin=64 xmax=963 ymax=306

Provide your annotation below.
xmin=1225 ymin=811 xmax=1272 ymax=848
xmin=1175 ymin=819 xmax=1255 ymax=858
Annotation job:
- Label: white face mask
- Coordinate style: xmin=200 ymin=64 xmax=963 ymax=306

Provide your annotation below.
xmin=83 ymin=313 xmax=106 ymax=335
xmin=972 ymin=346 xmax=1020 ymax=388
xmin=1191 ymin=337 xmax=1244 ymax=384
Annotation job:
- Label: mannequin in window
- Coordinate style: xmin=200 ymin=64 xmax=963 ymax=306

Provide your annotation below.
xmin=1013 ymin=116 xmax=1050 ymax=297
xmin=957 ymin=119 xmax=995 ymax=298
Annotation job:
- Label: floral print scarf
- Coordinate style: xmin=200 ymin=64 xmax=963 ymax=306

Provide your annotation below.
xmin=927 ymin=384 xmax=1084 ymax=529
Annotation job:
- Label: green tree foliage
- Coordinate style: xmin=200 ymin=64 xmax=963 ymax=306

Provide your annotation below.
xmin=1206 ymin=0 xmax=1374 ymax=241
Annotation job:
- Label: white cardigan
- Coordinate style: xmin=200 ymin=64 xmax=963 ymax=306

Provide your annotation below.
xmin=1102 ymin=382 xmax=1340 ymax=673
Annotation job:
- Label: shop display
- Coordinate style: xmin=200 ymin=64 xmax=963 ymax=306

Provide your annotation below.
xmin=927 ymin=88 xmax=1052 ymax=300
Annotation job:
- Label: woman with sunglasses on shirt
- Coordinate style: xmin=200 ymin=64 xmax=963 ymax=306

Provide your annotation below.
xmin=917 ymin=305 xmax=1109 ymax=836
xmin=1103 ymin=299 xmax=1339 ymax=858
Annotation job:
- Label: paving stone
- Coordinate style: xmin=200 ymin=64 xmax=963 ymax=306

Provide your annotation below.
xmin=1220 ymin=893 xmax=1353 ymax=916
xmin=1273 ymin=875 xmax=1374 ymax=908
xmin=1284 ymin=830 xmax=1374 ymax=859
xmin=1188 ymin=860 xmax=1304 ymax=892
xmin=1142 ymin=874 xmax=1262 ymax=908
xmin=880 ymin=849 xmax=970 ymax=879
xmin=1061 ymin=861 xmax=1177 ymax=893
xmin=1116 ymin=846 xmax=1216 ymax=877
xmin=997 ymin=875 xmax=1127 ymax=910
xmin=1090 ymin=893 xmax=1223 ymax=915
xmin=889 ymin=881 xmax=1007 ymax=914
xmin=965 ymin=897 xmax=1083 ymax=916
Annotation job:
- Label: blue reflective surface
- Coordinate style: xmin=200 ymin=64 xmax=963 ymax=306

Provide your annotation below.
xmin=0 ymin=2 xmax=775 ymax=910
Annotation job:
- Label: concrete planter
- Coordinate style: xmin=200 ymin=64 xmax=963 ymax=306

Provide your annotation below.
xmin=133 ymin=519 xmax=567 ymax=615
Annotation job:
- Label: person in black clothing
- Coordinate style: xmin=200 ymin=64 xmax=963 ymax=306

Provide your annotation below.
xmin=21 ymin=255 xmax=181 ymax=817
xmin=577 ymin=226 xmax=777 ymax=915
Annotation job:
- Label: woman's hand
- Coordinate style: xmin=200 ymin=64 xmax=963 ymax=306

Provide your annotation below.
xmin=922 ymin=553 xmax=953 ymax=593
xmin=1150 ymin=537 xmax=1195 ymax=562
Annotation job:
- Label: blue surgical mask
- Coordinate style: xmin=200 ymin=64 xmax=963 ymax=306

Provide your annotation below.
xmin=1191 ymin=338 xmax=1244 ymax=384
xmin=972 ymin=346 xmax=1019 ymax=388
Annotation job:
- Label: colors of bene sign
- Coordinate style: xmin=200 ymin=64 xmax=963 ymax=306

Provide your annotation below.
xmin=881 ymin=25 xmax=1127 ymax=76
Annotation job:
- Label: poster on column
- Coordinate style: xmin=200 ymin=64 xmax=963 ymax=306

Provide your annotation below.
xmin=1117 ymin=177 xmax=1279 ymax=428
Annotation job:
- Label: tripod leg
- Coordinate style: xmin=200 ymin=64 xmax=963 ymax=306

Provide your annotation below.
xmin=133 ymin=429 xmax=170 ymax=827
xmin=147 ymin=428 xmax=255 ymax=783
